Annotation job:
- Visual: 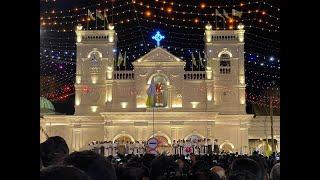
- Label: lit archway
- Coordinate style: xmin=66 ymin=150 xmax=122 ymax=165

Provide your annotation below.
xmin=149 ymin=132 xmax=172 ymax=145
xmin=146 ymin=73 xmax=169 ymax=107
xmin=257 ymin=143 xmax=272 ymax=152
xmin=147 ymin=73 xmax=170 ymax=85
xmin=220 ymin=141 xmax=235 ymax=153
xmin=217 ymin=48 xmax=233 ymax=58
xmin=112 ymin=134 xmax=135 ymax=143
xmin=184 ymin=133 xmax=205 ymax=143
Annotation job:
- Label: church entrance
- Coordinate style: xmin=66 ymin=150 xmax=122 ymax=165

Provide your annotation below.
xmin=220 ymin=142 xmax=234 ymax=153
xmin=154 ymin=135 xmax=171 ymax=154
xmin=113 ymin=135 xmax=134 ymax=144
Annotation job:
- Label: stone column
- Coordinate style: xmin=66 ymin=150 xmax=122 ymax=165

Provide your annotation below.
xmin=72 ymin=126 xmax=82 ymax=152
xmin=167 ymin=85 xmax=172 ymax=108
xmin=239 ymin=125 xmax=249 ymax=154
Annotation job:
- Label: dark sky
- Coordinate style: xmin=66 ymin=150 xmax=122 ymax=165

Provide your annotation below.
xmin=41 ymin=0 xmax=280 ymax=115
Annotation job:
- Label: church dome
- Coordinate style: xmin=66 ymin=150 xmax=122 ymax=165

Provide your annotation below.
xmin=40 ymin=97 xmax=55 ymax=114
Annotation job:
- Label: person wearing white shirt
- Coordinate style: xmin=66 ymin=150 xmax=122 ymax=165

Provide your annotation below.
xmin=172 ymin=140 xmax=178 ymax=155
xmin=138 ymin=141 xmax=144 ymax=154
xmin=178 ymin=139 xmax=184 ymax=155
xmin=128 ymin=142 xmax=134 ymax=154
xmin=191 ymin=140 xmax=198 ymax=154
xmin=112 ymin=141 xmax=118 ymax=156
xmin=134 ymin=141 xmax=140 ymax=155
xmin=204 ymin=138 xmax=208 ymax=154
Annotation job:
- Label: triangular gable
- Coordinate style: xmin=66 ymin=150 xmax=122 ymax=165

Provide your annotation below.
xmin=133 ymin=47 xmax=183 ymax=63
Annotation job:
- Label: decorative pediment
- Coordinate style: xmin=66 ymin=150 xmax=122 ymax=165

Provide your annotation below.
xmin=133 ymin=47 xmax=185 ymax=65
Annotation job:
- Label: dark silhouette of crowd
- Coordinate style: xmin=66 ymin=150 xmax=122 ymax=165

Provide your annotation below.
xmin=40 ymin=136 xmax=280 ymax=180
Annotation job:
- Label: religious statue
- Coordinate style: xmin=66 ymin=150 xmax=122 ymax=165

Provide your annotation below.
xmin=155 ymin=82 xmax=164 ymax=106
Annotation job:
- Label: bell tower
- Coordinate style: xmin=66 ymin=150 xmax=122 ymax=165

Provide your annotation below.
xmin=74 ymin=24 xmax=117 ymax=114
xmin=204 ymin=23 xmax=246 ymax=114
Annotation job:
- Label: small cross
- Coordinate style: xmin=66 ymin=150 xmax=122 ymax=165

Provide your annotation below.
xmin=152 ymin=31 xmax=165 ymax=47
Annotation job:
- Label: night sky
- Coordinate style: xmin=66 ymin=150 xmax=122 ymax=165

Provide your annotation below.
xmin=40 ymin=0 xmax=280 ymax=115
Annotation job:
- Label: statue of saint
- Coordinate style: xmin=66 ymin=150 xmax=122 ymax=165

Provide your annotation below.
xmin=155 ymin=82 xmax=164 ymax=106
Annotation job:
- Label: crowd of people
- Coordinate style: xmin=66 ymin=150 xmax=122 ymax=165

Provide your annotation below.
xmin=40 ymin=136 xmax=280 ymax=180
xmin=83 ymin=138 xmax=220 ymax=156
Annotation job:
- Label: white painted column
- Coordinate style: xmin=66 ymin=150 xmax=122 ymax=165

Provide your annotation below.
xmin=167 ymin=85 xmax=172 ymax=108
xmin=239 ymin=126 xmax=249 ymax=154
xmin=72 ymin=128 xmax=82 ymax=152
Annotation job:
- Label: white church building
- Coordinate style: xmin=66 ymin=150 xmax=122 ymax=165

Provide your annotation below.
xmin=40 ymin=23 xmax=280 ymax=154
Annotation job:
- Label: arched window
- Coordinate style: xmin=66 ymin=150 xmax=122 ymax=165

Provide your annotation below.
xmin=220 ymin=53 xmax=231 ymax=74
xmin=89 ymin=51 xmax=101 ymax=74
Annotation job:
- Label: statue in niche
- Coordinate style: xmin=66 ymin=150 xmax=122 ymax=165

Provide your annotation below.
xmin=146 ymin=75 xmax=167 ymax=108
xmin=155 ymin=82 xmax=164 ymax=106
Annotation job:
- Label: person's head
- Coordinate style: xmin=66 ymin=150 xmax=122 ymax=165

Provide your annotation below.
xmin=270 ymin=163 xmax=280 ymax=180
xmin=211 ymin=166 xmax=226 ymax=179
xmin=150 ymin=155 xmax=172 ymax=179
xmin=40 ymin=166 xmax=90 ymax=180
xmin=250 ymin=155 xmax=268 ymax=179
xmin=211 ymin=172 xmax=223 ymax=180
xmin=228 ymin=158 xmax=264 ymax=180
xmin=63 ymin=150 xmax=116 ymax=180
xmin=40 ymin=136 xmax=69 ymax=167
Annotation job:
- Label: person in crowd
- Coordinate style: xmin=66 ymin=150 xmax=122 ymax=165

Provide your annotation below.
xmin=199 ymin=139 xmax=205 ymax=155
xmin=211 ymin=166 xmax=226 ymax=180
xmin=204 ymin=138 xmax=208 ymax=154
xmin=40 ymin=166 xmax=90 ymax=180
xmin=250 ymin=154 xmax=269 ymax=180
xmin=100 ymin=144 xmax=105 ymax=157
xmin=178 ymin=139 xmax=184 ymax=155
xmin=43 ymin=136 xmax=279 ymax=180
xmin=139 ymin=141 xmax=145 ymax=154
xmin=40 ymin=136 xmax=69 ymax=167
xmin=270 ymin=163 xmax=280 ymax=180
xmin=113 ymin=140 xmax=118 ymax=156
xmin=172 ymin=140 xmax=178 ymax=155
xmin=191 ymin=139 xmax=198 ymax=154
xmin=214 ymin=139 xmax=219 ymax=154
xmin=207 ymin=139 xmax=213 ymax=155
xmin=190 ymin=153 xmax=197 ymax=167
xmin=189 ymin=160 xmax=211 ymax=179
xmin=149 ymin=154 xmax=172 ymax=180
xmin=228 ymin=158 xmax=264 ymax=180
xmin=185 ymin=139 xmax=193 ymax=155
xmin=63 ymin=150 xmax=117 ymax=180
xmin=197 ymin=139 xmax=202 ymax=155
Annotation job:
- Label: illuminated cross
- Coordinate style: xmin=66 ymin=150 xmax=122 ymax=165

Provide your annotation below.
xmin=152 ymin=31 xmax=165 ymax=47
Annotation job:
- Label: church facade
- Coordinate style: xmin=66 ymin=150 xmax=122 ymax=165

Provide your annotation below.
xmin=41 ymin=24 xmax=280 ymax=154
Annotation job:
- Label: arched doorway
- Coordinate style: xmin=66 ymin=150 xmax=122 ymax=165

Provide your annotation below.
xmin=220 ymin=141 xmax=234 ymax=153
xmin=149 ymin=133 xmax=171 ymax=154
xmin=184 ymin=133 xmax=205 ymax=143
xmin=113 ymin=134 xmax=135 ymax=143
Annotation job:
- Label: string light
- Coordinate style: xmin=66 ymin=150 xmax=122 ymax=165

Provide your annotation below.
xmin=41 ymin=0 xmax=279 ymax=105
xmin=200 ymin=2 xmax=206 ymax=9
